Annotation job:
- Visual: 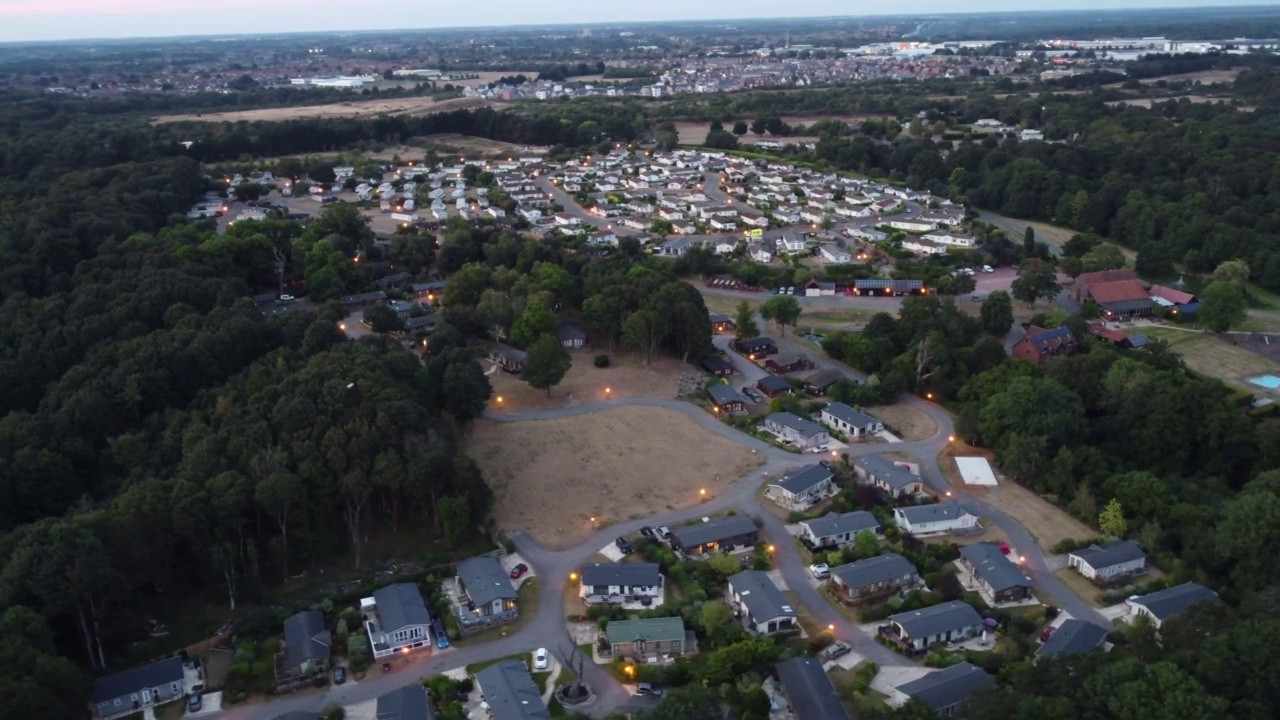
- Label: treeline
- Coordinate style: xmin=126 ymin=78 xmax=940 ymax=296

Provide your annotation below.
xmin=536 ymin=61 xmax=606 ymax=82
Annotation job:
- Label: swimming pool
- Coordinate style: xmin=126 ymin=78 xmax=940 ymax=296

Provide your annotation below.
xmin=1249 ymin=375 xmax=1280 ymax=389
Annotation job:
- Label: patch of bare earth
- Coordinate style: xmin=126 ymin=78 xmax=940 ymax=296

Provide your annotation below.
xmin=866 ymin=404 xmax=936 ymax=441
xmin=469 ymin=406 xmax=764 ymax=550
xmin=152 ymin=96 xmax=502 ymax=124
xmin=486 ymin=353 xmax=697 ymax=412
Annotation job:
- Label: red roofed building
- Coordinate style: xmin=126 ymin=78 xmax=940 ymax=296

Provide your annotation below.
xmin=1072 ymin=269 xmax=1137 ymax=303
xmin=1085 ymin=279 xmax=1156 ymax=319
xmin=1012 ymin=326 xmax=1078 ymax=365
xmin=1148 ymin=285 xmax=1199 ymax=315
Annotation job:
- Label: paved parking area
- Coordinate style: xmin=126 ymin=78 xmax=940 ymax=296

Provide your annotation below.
xmin=187 ymin=691 xmax=224 ymax=716
xmin=499 ymin=553 xmax=536 ymax=588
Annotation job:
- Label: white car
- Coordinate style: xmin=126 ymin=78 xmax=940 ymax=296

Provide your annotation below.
xmin=809 ymin=563 xmax=831 ymax=579
xmin=279 ymin=294 xmax=296 ymax=302
xmin=533 ymin=648 xmax=549 ymax=670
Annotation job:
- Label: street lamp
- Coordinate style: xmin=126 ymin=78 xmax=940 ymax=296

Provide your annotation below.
xmin=948 ymin=435 xmax=955 ymax=443
xmin=605 ymin=387 xmax=612 ymax=397
xmin=926 ymin=392 xmax=934 ymax=400
xmin=569 ymin=572 xmax=579 ymax=581
xmin=496 ymin=396 xmax=504 ymax=404
xmin=767 ymin=544 xmax=775 ymax=553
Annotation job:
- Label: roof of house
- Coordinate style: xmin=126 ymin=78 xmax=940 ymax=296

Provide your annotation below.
xmin=822 ymin=402 xmax=879 ymax=429
xmin=670 ymin=514 xmax=758 ymax=548
xmin=456 ymin=556 xmax=518 ymax=606
xmin=895 ymin=503 xmax=977 ymax=526
xmin=375 ymin=684 xmax=436 ymax=720
xmin=1076 ymin=269 xmax=1136 ymax=290
xmin=729 ymin=570 xmax=795 ymax=620
xmin=605 ymin=617 xmax=688 ymax=644
xmin=832 ymin=553 xmax=919 ymax=589
xmin=896 ymin=661 xmax=995 ymax=713
xmin=855 ymin=278 xmax=924 ymax=290
xmin=555 ymin=320 xmax=586 ymax=342
xmin=1089 ymin=279 xmax=1150 ymax=304
xmin=92 ymin=656 xmax=185 ymax=704
xmin=774 ymin=657 xmax=852 ymax=720
xmin=767 ymin=352 xmax=806 ymax=367
xmin=580 ymin=563 xmax=662 ymax=588
xmin=738 ymin=336 xmax=776 ymax=351
xmin=758 ymin=375 xmax=793 ymax=393
xmin=799 ymin=506 xmax=881 ymax=544
xmin=708 ymin=384 xmax=747 ymax=406
xmin=1021 ymin=325 xmax=1074 ymax=351
xmin=890 ymin=601 xmax=984 ymax=637
xmin=767 ymin=412 xmax=828 ymax=438
xmin=701 ymin=357 xmax=734 ymax=374
xmin=1036 ymin=619 xmax=1109 ymax=659
xmin=820 ymin=244 xmax=851 ymax=257
xmin=771 ymin=464 xmax=834 ymax=495
xmin=283 ymin=610 xmax=331 ymax=670
xmin=491 ymin=343 xmax=527 ymax=363
xmin=805 ymin=368 xmax=844 ymax=388
xmin=1070 ymin=540 xmax=1147 ymax=570
xmin=1100 ymin=297 xmax=1156 ymax=313
xmin=708 ymin=313 xmax=733 ymax=324
xmin=474 ymin=660 xmax=551 ymax=720
xmin=1149 ymin=284 xmax=1197 ymax=305
xmin=855 ymin=454 xmax=921 ymax=491
xmin=960 ymin=543 xmax=1031 ymax=592
xmin=1129 ymin=582 xmax=1220 ymax=622
xmin=373 ymin=583 xmax=431 ymax=631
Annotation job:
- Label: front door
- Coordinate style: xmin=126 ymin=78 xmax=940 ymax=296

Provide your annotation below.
xmin=141 ymin=689 xmax=151 ymax=705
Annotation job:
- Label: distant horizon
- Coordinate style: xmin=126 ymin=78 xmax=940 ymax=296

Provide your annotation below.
xmin=0 ymin=1 xmax=1277 ymax=44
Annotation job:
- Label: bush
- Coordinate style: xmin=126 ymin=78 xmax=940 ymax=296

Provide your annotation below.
xmin=594 ymin=354 xmax=610 ymax=368
xmin=1050 ymin=537 xmax=1107 ymax=554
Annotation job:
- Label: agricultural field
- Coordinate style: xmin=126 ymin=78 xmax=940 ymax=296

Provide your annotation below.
xmin=152 ymin=96 xmax=502 ymax=123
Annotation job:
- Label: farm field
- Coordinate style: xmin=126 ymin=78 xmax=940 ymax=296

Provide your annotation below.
xmin=469 ymin=406 xmax=764 ymax=549
xmin=152 ymin=96 xmax=502 ymax=123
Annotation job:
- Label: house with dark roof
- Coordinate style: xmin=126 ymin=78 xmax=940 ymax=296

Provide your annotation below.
xmin=669 ymin=515 xmax=760 ymax=557
xmin=604 ymin=617 xmax=697 ymax=660
xmin=803 ymin=368 xmax=844 ymax=396
xmin=820 ymin=402 xmax=883 ymax=438
xmin=762 ymin=412 xmax=831 ymax=449
xmin=1012 ymin=325 xmax=1076 ymax=365
xmin=579 ymin=563 xmax=663 ymax=602
xmin=707 ymin=384 xmax=748 ymax=415
xmin=766 ymin=464 xmax=836 ymax=509
xmin=830 ymin=553 xmax=921 ymax=604
xmin=92 ymin=657 xmax=188 ymax=720
xmin=757 ymin=375 xmax=794 ymax=398
xmin=728 ymin=570 xmax=798 ymax=635
xmin=555 ymin=320 xmax=587 ymax=349
xmin=375 ymin=271 xmax=415 ymax=291
xmin=412 ymin=280 xmax=448 ymax=304
xmin=1036 ymin=619 xmax=1109 ymax=660
xmin=474 ymin=659 xmax=552 ymax=720
xmin=376 ymin=683 xmax=436 ymax=720
xmin=799 ymin=511 xmax=881 ymax=549
xmin=763 ymin=353 xmax=814 ymax=375
xmin=854 ymin=278 xmax=926 ymax=296
xmin=959 ymin=543 xmax=1033 ymax=604
xmin=709 ymin=313 xmax=736 ymax=334
xmin=896 ymin=661 xmax=995 ymax=716
xmin=454 ymin=556 xmax=519 ymax=632
xmin=773 ymin=657 xmax=851 ymax=720
xmin=277 ymin=610 xmax=331 ymax=684
xmin=341 ymin=290 xmax=389 ymax=307
xmin=490 ymin=343 xmax=527 ymax=374
xmin=734 ymin=336 xmax=778 ymax=357
xmin=883 ymin=601 xmax=984 ymax=653
xmin=700 ymin=356 xmax=735 ymax=377
xmin=1067 ymin=540 xmax=1147 ymax=582
xmin=855 ymin=455 xmax=925 ymax=498
xmin=893 ymin=504 xmax=981 ymax=535
xmin=1126 ymin=582 xmax=1220 ymax=629
xmin=363 ymin=583 xmax=432 ymax=658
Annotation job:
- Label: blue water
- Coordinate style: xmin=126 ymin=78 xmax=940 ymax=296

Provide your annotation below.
xmin=1249 ymin=375 xmax=1280 ymax=389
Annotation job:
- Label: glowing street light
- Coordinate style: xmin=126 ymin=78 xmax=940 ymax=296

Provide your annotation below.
xmin=948 ymin=435 xmax=956 ymax=443
xmin=569 ymin=572 xmax=579 ymax=581
xmin=496 ymin=396 xmax=504 ymax=404
xmin=767 ymin=544 xmax=775 ymax=553
xmin=605 ymin=387 xmax=612 ymax=396
xmin=338 ymin=323 xmax=347 ymax=331
xmin=926 ymin=392 xmax=934 ymax=400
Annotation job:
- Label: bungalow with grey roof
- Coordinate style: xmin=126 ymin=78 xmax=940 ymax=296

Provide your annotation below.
xmin=1126 ymin=582 xmax=1219 ymax=629
xmin=762 ymin=412 xmax=831 ymax=449
xmin=803 ymin=368 xmax=844 ymax=396
xmin=375 ymin=684 xmax=436 ymax=720
xmin=734 ymin=336 xmax=777 ymax=357
xmin=604 ymin=617 xmax=697 ymax=660
xmin=277 ymin=610 xmax=331 ymax=686
xmin=896 ymin=662 xmax=995 ymax=716
xmin=555 ymin=320 xmax=587 ymax=349
xmin=773 ymin=657 xmax=851 ymax=720
xmin=490 ymin=344 xmax=527 ymax=374
xmin=820 ymin=402 xmax=883 ymax=438
xmin=91 ymin=657 xmax=188 ymax=720
xmin=882 ymin=601 xmax=984 ymax=654
xmin=707 ymin=384 xmax=748 ymax=415
xmin=766 ymin=464 xmax=836 ymax=509
xmin=669 ymin=515 xmax=759 ymax=557
xmin=454 ymin=556 xmax=519 ymax=633
xmin=854 ymin=455 xmax=926 ymax=498
xmin=727 ymin=570 xmax=797 ymax=635
xmin=474 ymin=660 xmax=551 ymax=720
xmin=799 ymin=511 xmax=882 ymax=550
xmin=1036 ymin=619 xmax=1109 ymax=660
xmin=1067 ymin=540 xmax=1147 ymax=582
xmin=709 ymin=313 xmax=736 ymax=334
xmin=757 ymin=375 xmax=793 ymax=398
xmin=700 ymin=356 xmax=735 ymax=377
xmin=362 ymin=583 xmax=432 ymax=658
xmin=579 ymin=563 xmax=663 ymax=602
xmin=958 ymin=543 xmax=1033 ymax=604
xmin=830 ymin=553 xmax=921 ymax=604
xmin=893 ymin=504 xmax=980 ymax=535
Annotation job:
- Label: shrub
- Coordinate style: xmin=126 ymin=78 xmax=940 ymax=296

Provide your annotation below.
xmin=594 ymin=354 xmax=610 ymax=368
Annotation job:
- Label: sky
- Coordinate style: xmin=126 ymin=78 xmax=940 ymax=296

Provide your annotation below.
xmin=0 ymin=0 xmax=1273 ymax=43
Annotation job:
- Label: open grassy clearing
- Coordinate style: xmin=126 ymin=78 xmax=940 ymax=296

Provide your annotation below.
xmin=469 ymin=406 xmax=764 ymax=550
xmin=487 ymin=353 xmax=694 ymax=411
xmin=866 ymin=404 xmax=936 ymax=442
xmin=152 ymin=96 xmax=502 ymax=123
xmin=1140 ymin=327 xmax=1280 ymax=392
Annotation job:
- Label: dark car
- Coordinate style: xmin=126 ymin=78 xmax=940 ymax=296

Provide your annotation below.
xmin=333 ymin=667 xmax=347 ymax=685
xmin=616 ymin=537 xmax=634 ymax=554
xmin=188 ymin=693 xmax=203 ymax=713
xmin=510 ymin=563 xmax=529 ymax=579
xmin=640 ymin=526 xmax=658 ymax=541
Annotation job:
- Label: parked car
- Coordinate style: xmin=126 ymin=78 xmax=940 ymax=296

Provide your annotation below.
xmin=824 ymin=642 xmax=852 ymax=660
xmin=1040 ymin=625 xmax=1057 ymax=642
xmin=510 ymin=563 xmax=529 ymax=579
xmin=982 ymin=265 xmax=995 ymax=273
xmin=635 ymin=683 xmax=665 ymax=697
xmin=533 ymin=648 xmax=549 ymax=670
xmin=742 ymin=387 xmax=764 ymax=403
xmin=786 ymin=286 xmax=795 ymax=295
xmin=639 ymin=526 xmax=657 ymax=540
xmin=808 ymin=444 xmax=830 ymax=454
xmin=657 ymin=526 xmax=672 ymax=540
xmin=333 ymin=667 xmax=347 ymax=685
xmin=809 ymin=563 xmax=831 ymax=579
xmin=616 ymin=537 xmax=634 ymax=554
xmin=188 ymin=693 xmax=203 ymax=713
xmin=279 ymin=294 xmax=296 ymax=302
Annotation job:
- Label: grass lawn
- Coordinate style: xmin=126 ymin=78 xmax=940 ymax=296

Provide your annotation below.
xmin=465 ymin=653 xmax=528 ymax=675
xmin=154 ymin=700 xmax=187 ymax=720
xmin=532 ymin=670 xmax=552 ymax=692
xmin=1141 ymin=327 xmax=1280 ymax=391
xmin=1053 ymin=568 xmax=1106 ymax=608
xmin=829 ymin=665 xmax=889 ymax=718
xmin=457 ymin=579 xmax=541 ymax=646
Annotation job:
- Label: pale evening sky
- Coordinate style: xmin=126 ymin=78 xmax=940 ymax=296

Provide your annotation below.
xmin=0 ymin=0 xmax=1272 ymax=43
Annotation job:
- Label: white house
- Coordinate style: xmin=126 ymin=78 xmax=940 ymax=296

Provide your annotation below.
xmin=902 ymin=238 xmax=948 ymax=255
xmin=750 ymin=243 xmax=774 ymax=263
xmin=819 ymin=244 xmax=852 ymax=264
xmin=798 ymin=511 xmax=882 ymax=549
xmin=820 ymin=402 xmax=883 ymax=438
xmin=579 ymin=563 xmax=663 ymax=603
xmin=1067 ymin=540 xmax=1147 ymax=581
xmin=709 ymin=218 xmax=738 ymax=232
xmin=922 ymin=231 xmax=977 ymax=248
xmin=727 ymin=571 xmax=797 ymax=635
xmin=671 ymin=220 xmax=697 ymax=235
xmin=888 ymin=218 xmax=938 ymax=233
xmin=799 ymin=208 xmax=825 ymax=224
xmin=714 ymin=239 xmax=740 ymax=255
xmin=553 ymin=212 xmax=579 ymax=226
xmin=845 ymin=226 xmax=887 ymax=242
xmin=762 ymin=412 xmax=830 ymax=449
xmin=588 ymin=231 xmax=619 ymax=246
xmin=362 ymin=583 xmax=433 ymax=658
xmin=767 ymin=464 xmax=836 ymax=509
xmin=777 ymin=232 xmax=808 ymax=254
xmin=1126 ymin=582 xmax=1219 ymax=629
xmin=855 ymin=455 xmax=926 ymax=498
xmin=893 ymin=504 xmax=980 ymax=535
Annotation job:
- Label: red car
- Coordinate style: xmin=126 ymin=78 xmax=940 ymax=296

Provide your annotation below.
xmin=510 ymin=563 xmax=529 ymax=579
